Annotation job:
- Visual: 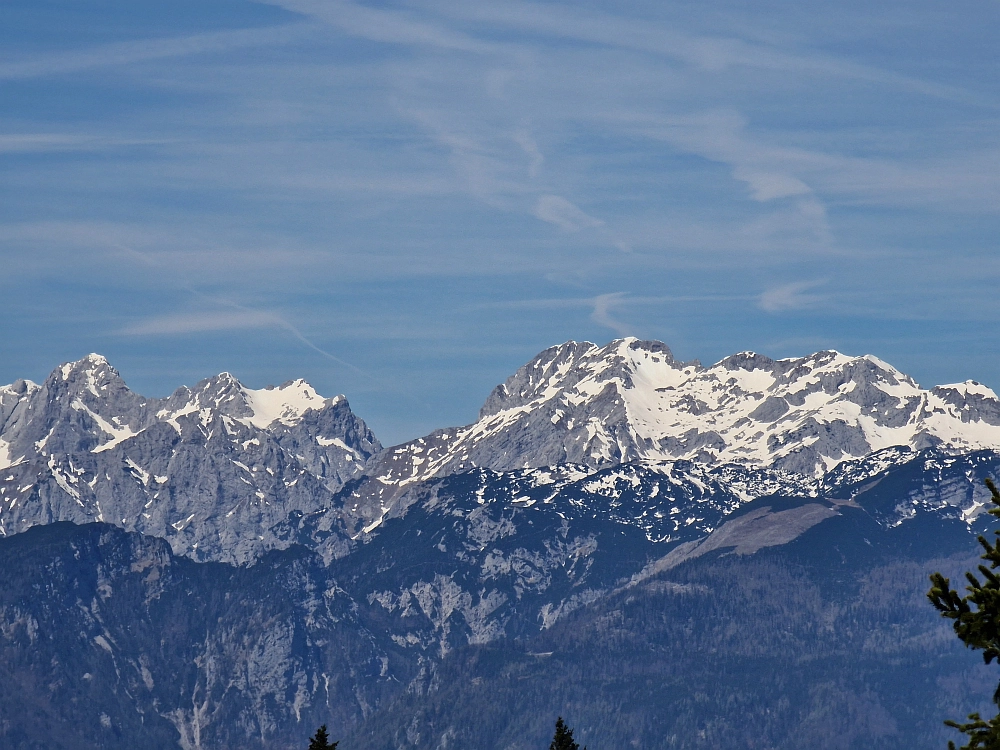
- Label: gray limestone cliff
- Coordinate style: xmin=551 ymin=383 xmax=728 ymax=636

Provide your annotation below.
xmin=0 ymin=355 xmax=380 ymax=564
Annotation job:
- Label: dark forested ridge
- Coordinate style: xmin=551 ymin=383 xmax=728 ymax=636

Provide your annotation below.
xmin=0 ymin=523 xmax=416 ymax=750
xmin=345 ymin=508 xmax=994 ymax=750
xmin=0 ymin=503 xmax=994 ymax=749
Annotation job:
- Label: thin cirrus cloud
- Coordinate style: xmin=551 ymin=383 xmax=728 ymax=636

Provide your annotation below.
xmin=758 ymin=281 xmax=827 ymax=313
xmin=424 ymin=0 xmax=994 ymax=106
xmin=121 ymin=308 xmax=363 ymax=373
xmin=621 ymin=110 xmax=822 ymax=201
xmin=533 ymin=195 xmax=604 ymax=232
xmin=0 ymin=134 xmax=171 ymax=153
xmin=731 ymin=168 xmax=812 ymax=203
xmin=0 ymin=24 xmax=314 ymax=80
xmin=625 ymin=109 xmax=1000 ymax=214
xmin=264 ymin=0 xmax=496 ymax=53
xmin=119 ymin=310 xmax=284 ymax=336
xmin=590 ymin=293 xmax=632 ymax=337
xmin=303 ymin=3 xmax=987 ymax=261
xmin=473 ymin=291 xmax=634 ymax=338
xmin=262 ymin=0 xmax=839 ymax=234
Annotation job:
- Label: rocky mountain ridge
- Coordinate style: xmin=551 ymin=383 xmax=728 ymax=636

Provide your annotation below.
xmin=0 ymin=354 xmax=379 ymax=563
xmin=3 ymin=339 xmax=1000 ymax=562
xmin=1 ymin=342 xmax=1000 ymax=748
xmin=345 ymin=337 xmax=1000 ymax=527
xmin=0 ymin=522 xmax=408 ymax=750
xmin=0 ymin=445 xmax=995 ymax=749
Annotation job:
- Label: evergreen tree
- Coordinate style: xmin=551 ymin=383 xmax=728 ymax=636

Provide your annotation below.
xmin=929 ymin=478 xmax=1000 ymax=750
xmin=307 ymin=724 xmax=339 ymax=750
xmin=549 ymin=716 xmax=585 ymax=750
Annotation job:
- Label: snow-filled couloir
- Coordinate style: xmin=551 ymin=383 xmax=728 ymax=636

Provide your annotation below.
xmin=361 ymin=338 xmax=1000 ymax=498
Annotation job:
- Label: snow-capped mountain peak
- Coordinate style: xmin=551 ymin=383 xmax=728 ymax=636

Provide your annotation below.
xmin=152 ymin=373 xmax=340 ymax=433
xmin=0 ymin=356 xmax=381 ymax=562
xmin=479 ymin=338 xmax=693 ymax=419
xmin=4 ymin=343 xmax=1000 ymax=562
xmin=242 ymin=379 xmax=332 ymax=428
xmin=347 ymin=338 xmax=1000 ymax=525
xmin=57 ymin=352 xmax=111 ymax=378
xmin=54 ymin=353 xmax=133 ymax=400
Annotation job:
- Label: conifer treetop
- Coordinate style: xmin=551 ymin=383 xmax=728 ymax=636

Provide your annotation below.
xmin=549 ymin=716 xmax=585 ymax=750
xmin=929 ymin=478 xmax=1000 ymax=750
xmin=308 ymin=724 xmax=339 ymax=750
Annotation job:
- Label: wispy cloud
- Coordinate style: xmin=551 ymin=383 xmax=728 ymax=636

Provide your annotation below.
xmin=758 ymin=281 xmax=827 ymax=312
xmin=121 ymin=300 xmax=364 ymax=373
xmin=474 ymin=292 xmax=754 ymax=312
xmin=591 ymin=292 xmax=632 ymax=336
xmin=0 ymin=134 xmax=170 ymax=153
xmin=427 ymin=0 xmax=996 ymax=107
xmin=264 ymin=0 xmax=495 ymax=53
xmin=120 ymin=309 xmax=281 ymax=335
xmin=625 ymin=109 xmax=825 ymax=200
xmin=3 ymin=0 xmax=999 ymax=440
xmin=627 ymin=109 xmax=1000 ymax=215
xmin=513 ymin=129 xmax=544 ymax=178
xmin=533 ymin=195 xmax=604 ymax=232
xmin=0 ymin=24 xmax=312 ymax=80
xmin=732 ymin=168 xmax=812 ymax=202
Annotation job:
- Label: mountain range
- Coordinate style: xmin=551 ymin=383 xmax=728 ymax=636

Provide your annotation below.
xmin=1 ymin=339 xmax=999 ymax=748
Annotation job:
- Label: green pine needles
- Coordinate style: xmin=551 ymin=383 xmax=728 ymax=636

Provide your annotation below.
xmin=929 ymin=477 xmax=1000 ymax=750
xmin=549 ymin=716 xmax=586 ymax=750
xmin=307 ymin=725 xmax=339 ymax=750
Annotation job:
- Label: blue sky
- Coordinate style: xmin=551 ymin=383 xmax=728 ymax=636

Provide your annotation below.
xmin=1 ymin=0 xmax=998 ymax=445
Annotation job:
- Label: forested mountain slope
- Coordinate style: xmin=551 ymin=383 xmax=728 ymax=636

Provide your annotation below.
xmin=1 ymin=341 xmax=999 ymax=748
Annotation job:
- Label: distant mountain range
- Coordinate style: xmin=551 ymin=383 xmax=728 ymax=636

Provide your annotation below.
xmin=368 ymin=338 xmax=1000 ymax=482
xmin=1 ymin=339 xmax=999 ymax=748
xmin=0 ymin=353 xmax=379 ymax=563
xmin=3 ymin=338 xmax=999 ymax=560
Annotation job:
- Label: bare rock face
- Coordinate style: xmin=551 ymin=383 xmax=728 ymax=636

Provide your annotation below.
xmin=0 ymin=355 xmax=380 ymax=564
xmin=0 ymin=522 xmax=408 ymax=750
xmin=4 ymin=339 xmax=1000 ymax=561
xmin=345 ymin=338 xmax=1000 ymax=527
xmin=1 ymin=342 xmax=1000 ymax=749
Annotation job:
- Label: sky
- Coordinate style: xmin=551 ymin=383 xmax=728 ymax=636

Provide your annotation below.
xmin=1 ymin=0 xmax=998 ymax=446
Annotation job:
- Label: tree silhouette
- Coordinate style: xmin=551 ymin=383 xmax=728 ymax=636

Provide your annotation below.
xmin=929 ymin=478 xmax=1000 ymax=749
xmin=308 ymin=724 xmax=339 ymax=750
xmin=549 ymin=716 xmax=585 ymax=750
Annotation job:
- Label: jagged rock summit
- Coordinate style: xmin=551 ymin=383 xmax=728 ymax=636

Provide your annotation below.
xmin=350 ymin=338 xmax=1000 ymax=524
xmin=0 ymin=354 xmax=380 ymax=563
xmin=4 ymin=340 xmax=1000 ymax=560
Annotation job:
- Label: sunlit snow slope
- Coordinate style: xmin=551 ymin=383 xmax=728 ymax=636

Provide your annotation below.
xmin=365 ymin=338 xmax=1000 ymax=493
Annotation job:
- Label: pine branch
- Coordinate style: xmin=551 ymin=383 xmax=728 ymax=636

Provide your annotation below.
xmin=929 ymin=478 xmax=1000 ymax=749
